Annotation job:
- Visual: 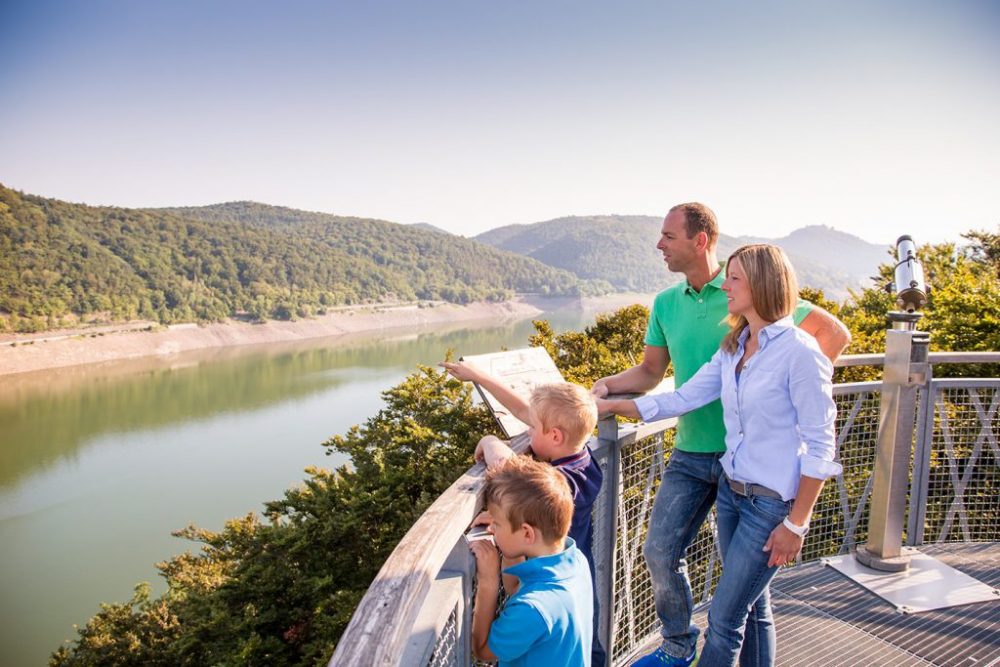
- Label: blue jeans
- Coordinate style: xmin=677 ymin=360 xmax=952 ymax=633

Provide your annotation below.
xmin=699 ymin=480 xmax=791 ymax=667
xmin=643 ymin=449 xmax=723 ymax=658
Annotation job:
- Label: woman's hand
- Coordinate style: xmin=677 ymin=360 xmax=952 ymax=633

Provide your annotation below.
xmin=762 ymin=523 xmax=803 ymax=567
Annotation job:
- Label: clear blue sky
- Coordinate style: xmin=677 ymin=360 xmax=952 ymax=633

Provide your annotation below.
xmin=1 ymin=0 xmax=997 ymax=244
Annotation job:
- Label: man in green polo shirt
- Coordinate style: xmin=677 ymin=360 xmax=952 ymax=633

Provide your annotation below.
xmin=591 ymin=202 xmax=849 ymax=667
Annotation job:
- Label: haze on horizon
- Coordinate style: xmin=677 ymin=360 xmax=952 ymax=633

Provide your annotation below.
xmin=1 ymin=1 xmax=998 ymax=246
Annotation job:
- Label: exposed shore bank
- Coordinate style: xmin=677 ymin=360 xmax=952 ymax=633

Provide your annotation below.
xmin=0 ymin=294 xmax=652 ymax=377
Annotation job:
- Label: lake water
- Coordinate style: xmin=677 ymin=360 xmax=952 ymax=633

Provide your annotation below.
xmin=0 ymin=310 xmax=602 ymax=666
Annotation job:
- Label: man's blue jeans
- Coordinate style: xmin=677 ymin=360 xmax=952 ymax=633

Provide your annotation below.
xmin=643 ymin=449 xmax=723 ymax=659
xmin=699 ymin=480 xmax=791 ymax=667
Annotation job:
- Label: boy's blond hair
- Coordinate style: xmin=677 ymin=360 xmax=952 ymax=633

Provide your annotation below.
xmin=483 ymin=456 xmax=574 ymax=544
xmin=529 ymin=382 xmax=598 ymax=450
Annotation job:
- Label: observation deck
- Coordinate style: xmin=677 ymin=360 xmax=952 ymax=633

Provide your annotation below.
xmin=331 ymin=351 xmax=1000 ymax=666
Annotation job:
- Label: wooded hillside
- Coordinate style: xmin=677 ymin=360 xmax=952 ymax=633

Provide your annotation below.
xmin=475 ymin=215 xmax=889 ymax=299
xmin=0 ymin=187 xmax=596 ymax=333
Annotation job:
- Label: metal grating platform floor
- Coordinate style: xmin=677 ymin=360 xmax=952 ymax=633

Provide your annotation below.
xmin=628 ymin=543 xmax=1000 ymax=667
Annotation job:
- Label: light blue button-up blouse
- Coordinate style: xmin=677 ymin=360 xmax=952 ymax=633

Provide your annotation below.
xmin=634 ymin=316 xmax=842 ymax=501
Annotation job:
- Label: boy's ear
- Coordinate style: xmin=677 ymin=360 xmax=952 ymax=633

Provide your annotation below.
xmin=550 ymin=426 xmax=565 ymax=446
xmin=520 ymin=522 xmax=537 ymax=545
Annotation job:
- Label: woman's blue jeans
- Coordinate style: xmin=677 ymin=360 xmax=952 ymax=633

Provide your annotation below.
xmin=699 ymin=479 xmax=791 ymax=667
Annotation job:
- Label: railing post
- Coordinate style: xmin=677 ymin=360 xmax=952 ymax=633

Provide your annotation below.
xmin=856 ymin=322 xmax=930 ymax=571
xmin=595 ymin=414 xmax=622 ymax=666
xmin=906 ymin=365 xmax=936 ymax=547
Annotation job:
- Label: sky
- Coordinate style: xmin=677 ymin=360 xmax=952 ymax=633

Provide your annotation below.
xmin=1 ymin=1 xmax=998 ymax=245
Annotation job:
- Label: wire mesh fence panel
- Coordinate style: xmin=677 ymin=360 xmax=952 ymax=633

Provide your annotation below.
xmin=609 ymin=427 xmax=671 ymax=660
xmin=607 ymin=427 xmax=724 ymax=661
xmin=427 ymin=605 xmax=460 ymax=667
xmin=802 ymin=385 xmax=884 ymax=561
xmin=924 ymin=380 xmax=1000 ymax=544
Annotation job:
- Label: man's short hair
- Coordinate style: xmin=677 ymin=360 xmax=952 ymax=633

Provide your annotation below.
xmin=669 ymin=202 xmax=719 ymax=248
xmin=483 ymin=456 xmax=573 ymax=543
xmin=529 ymin=383 xmax=598 ymax=450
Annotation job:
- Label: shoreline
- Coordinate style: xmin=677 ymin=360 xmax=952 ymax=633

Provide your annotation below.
xmin=0 ymin=294 xmax=653 ymax=377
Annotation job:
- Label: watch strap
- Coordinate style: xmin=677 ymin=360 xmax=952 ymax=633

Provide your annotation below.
xmin=783 ymin=516 xmax=809 ymax=537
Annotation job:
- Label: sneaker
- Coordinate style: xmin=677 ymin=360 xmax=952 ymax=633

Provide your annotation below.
xmin=630 ymin=647 xmax=697 ymax=667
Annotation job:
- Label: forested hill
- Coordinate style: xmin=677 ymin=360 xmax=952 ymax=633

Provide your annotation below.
xmin=0 ymin=187 xmax=596 ymax=333
xmin=475 ymin=215 xmax=888 ymax=299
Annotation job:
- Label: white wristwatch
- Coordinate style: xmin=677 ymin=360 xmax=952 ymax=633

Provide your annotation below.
xmin=782 ymin=516 xmax=809 ymax=537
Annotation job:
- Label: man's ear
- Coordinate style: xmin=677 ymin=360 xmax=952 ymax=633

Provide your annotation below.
xmin=695 ymin=230 xmax=709 ymax=251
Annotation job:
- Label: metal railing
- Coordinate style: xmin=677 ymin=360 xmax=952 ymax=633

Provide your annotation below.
xmin=330 ymin=352 xmax=1000 ymax=666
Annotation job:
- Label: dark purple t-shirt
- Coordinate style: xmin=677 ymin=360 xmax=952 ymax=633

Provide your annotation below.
xmin=550 ymin=446 xmax=603 ymax=574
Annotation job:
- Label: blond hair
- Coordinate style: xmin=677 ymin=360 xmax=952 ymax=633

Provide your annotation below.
xmin=529 ymin=382 xmax=598 ymax=450
xmin=721 ymin=244 xmax=799 ymax=354
xmin=483 ymin=456 xmax=573 ymax=543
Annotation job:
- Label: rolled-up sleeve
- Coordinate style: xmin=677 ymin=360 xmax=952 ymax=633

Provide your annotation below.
xmin=634 ymin=350 xmax=724 ymax=423
xmin=789 ymin=344 xmax=842 ymax=480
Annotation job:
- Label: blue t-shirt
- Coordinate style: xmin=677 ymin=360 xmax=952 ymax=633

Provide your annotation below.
xmin=488 ymin=538 xmax=594 ymax=667
xmin=551 ymin=446 xmax=603 ymax=575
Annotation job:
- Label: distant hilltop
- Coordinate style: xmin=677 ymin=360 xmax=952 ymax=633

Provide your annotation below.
xmin=2 ymin=184 xmax=894 ymax=333
xmin=476 ymin=216 xmax=890 ymax=300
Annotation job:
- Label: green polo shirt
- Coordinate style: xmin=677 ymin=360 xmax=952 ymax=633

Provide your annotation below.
xmin=644 ymin=266 xmax=813 ymax=453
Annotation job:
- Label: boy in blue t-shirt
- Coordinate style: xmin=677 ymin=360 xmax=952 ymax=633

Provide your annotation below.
xmin=470 ymin=456 xmax=593 ymax=666
xmin=440 ymin=361 xmax=606 ymax=666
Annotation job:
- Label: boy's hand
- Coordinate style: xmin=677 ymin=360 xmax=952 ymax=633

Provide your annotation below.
xmin=471 ymin=510 xmax=492 ymax=527
xmin=469 ymin=539 xmax=501 ymax=582
xmin=439 ymin=361 xmax=481 ymax=383
xmin=476 ymin=435 xmax=516 ymax=467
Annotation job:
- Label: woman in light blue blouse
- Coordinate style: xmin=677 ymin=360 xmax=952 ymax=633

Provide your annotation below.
xmin=597 ymin=244 xmax=841 ymax=667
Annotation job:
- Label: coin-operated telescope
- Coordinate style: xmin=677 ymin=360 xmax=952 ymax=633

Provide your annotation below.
xmin=856 ymin=235 xmax=930 ymax=571
xmin=886 ymin=235 xmax=927 ymax=328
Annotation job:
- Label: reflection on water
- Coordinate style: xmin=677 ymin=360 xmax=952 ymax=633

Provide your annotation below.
xmin=0 ymin=315 xmax=590 ymax=491
xmin=0 ymin=309 xmax=600 ymax=666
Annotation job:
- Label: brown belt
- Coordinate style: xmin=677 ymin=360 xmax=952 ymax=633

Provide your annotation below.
xmin=725 ymin=475 xmax=784 ymax=500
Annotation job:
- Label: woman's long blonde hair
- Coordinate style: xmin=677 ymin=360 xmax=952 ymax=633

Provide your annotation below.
xmin=721 ymin=244 xmax=799 ymax=354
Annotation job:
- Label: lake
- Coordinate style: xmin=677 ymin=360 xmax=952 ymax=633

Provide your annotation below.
xmin=0 ymin=309 xmax=606 ymax=666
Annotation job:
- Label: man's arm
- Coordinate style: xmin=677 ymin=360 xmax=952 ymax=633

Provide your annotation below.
xmin=440 ymin=361 xmax=532 ymax=424
xmin=798 ymin=308 xmax=851 ymax=363
xmin=592 ymin=345 xmax=671 ymax=397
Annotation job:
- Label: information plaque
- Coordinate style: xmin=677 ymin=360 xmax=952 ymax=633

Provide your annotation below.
xmin=458 ymin=347 xmax=566 ymax=438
